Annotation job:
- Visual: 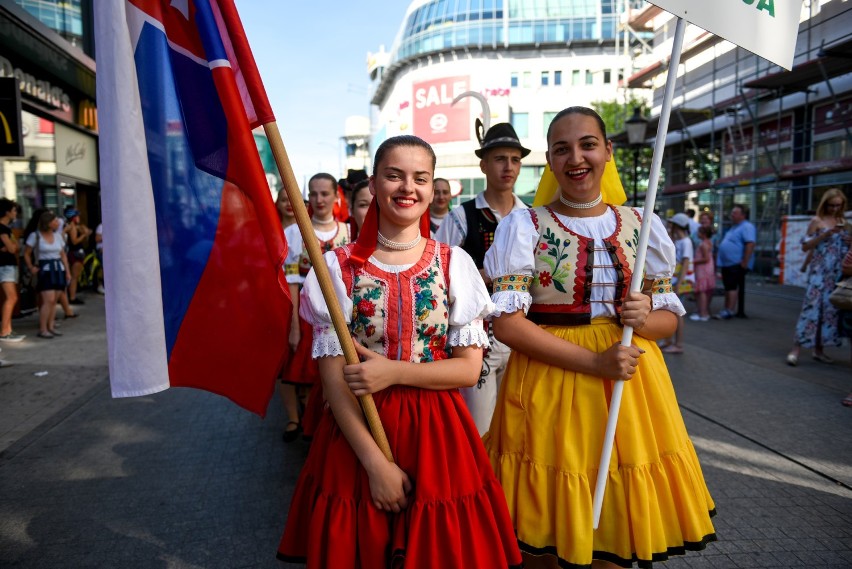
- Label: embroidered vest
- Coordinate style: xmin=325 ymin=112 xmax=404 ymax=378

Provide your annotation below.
xmin=297 ymin=221 xmax=350 ymax=277
xmin=335 ymin=240 xmax=452 ymax=363
xmin=460 ymin=199 xmax=498 ymax=269
xmin=523 ymin=205 xmax=642 ymax=326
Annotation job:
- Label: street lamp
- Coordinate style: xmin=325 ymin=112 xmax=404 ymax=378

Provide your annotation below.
xmin=625 ymin=107 xmax=649 ymax=206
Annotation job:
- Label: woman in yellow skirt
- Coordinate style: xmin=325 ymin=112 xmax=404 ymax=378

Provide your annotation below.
xmin=483 ymin=107 xmax=716 ymax=568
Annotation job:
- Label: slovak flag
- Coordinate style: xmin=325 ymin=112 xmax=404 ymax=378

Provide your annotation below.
xmin=95 ymin=0 xmax=291 ymax=415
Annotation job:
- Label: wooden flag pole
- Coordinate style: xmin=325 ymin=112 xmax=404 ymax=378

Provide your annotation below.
xmin=263 ymin=121 xmax=394 ymax=463
xmin=591 ymin=17 xmax=686 ymax=529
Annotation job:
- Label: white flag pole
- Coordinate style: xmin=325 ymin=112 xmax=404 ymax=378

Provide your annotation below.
xmin=592 ymin=16 xmax=687 ymax=530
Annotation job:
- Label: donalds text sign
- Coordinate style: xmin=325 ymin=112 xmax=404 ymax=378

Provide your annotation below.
xmin=0 ymin=77 xmax=24 ymax=157
xmin=413 ymin=76 xmax=470 ymax=144
xmin=649 ymin=0 xmax=804 ymax=70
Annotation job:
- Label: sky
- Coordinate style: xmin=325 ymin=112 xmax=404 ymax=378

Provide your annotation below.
xmin=235 ymin=1 xmax=412 ymax=190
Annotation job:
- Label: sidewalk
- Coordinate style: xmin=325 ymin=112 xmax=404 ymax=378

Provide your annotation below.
xmin=0 ymin=282 xmax=849 ymax=568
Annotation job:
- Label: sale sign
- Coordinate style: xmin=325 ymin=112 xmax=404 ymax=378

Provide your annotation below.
xmin=412 ymin=76 xmax=470 ymax=143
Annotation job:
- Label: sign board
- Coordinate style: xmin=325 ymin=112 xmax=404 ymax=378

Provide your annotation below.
xmin=648 ymin=0 xmax=803 ymax=70
xmin=0 ymin=77 xmax=24 ymax=157
xmin=412 ymin=76 xmax=470 ymax=144
xmin=55 ymin=123 xmax=99 ymax=183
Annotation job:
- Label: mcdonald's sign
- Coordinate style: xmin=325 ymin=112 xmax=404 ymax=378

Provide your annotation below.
xmin=0 ymin=77 xmax=23 ymax=157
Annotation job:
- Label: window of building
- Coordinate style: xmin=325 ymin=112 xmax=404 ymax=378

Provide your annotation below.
xmin=511 ymin=72 xmax=519 ymax=88
xmin=554 ymin=70 xmax=562 ymax=86
xmin=572 ymin=70 xmax=581 ymax=85
xmin=541 ymin=71 xmax=549 ymax=86
xmin=543 ymin=111 xmax=558 ymax=135
xmin=585 ymin=70 xmax=594 ymax=85
xmin=511 ymin=111 xmax=529 ymax=138
xmin=522 ymin=71 xmax=532 ymax=88
xmin=603 ymin=70 xmax=612 ymax=84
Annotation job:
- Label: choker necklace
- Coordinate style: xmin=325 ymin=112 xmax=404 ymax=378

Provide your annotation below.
xmin=559 ymin=193 xmax=602 ymax=209
xmin=377 ymin=232 xmax=422 ymax=251
xmin=311 ymin=216 xmax=335 ymax=226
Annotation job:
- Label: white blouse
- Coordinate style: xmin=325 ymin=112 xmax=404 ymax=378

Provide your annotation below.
xmin=484 ymin=207 xmax=685 ymax=318
xmin=301 ymin=246 xmax=495 ymax=358
xmin=283 ymin=223 xmax=347 ymax=285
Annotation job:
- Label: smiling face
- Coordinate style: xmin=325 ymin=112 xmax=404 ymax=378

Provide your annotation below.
xmin=370 ymin=145 xmax=434 ymax=234
xmin=480 ymin=147 xmax=523 ymax=194
xmin=546 ymin=112 xmax=612 ymax=203
xmin=308 ymin=177 xmax=337 ymax=220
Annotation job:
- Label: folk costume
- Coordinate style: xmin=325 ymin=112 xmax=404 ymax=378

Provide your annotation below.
xmin=282 ymin=221 xmax=351 ymax=386
xmin=278 ymin=202 xmax=523 ymax=569
xmin=484 ymin=204 xmax=717 ymax=567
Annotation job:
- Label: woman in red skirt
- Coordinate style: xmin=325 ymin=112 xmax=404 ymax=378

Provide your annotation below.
xmin=278 ymin=135 xmax=522 ymax=568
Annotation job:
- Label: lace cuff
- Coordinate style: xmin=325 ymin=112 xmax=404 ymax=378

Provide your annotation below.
xmin=652 ymin=292 xmax=686 ymax=316
xmin=448 ymin=320 xmax=490 ymax=348
xmin=491 ymin=290 xmax=532 ymax=317
xmin=311 ymin=326 xmax=344 ymax=358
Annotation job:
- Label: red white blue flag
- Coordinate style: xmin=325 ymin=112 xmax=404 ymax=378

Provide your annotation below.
xmin=95 ymin=0 xmax=291 ymax=415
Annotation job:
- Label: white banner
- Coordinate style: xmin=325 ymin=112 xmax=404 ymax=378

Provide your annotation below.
xmin=648 ymin=0 xmax=803 ymax=70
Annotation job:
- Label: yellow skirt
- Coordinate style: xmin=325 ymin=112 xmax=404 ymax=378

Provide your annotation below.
xmin=484 ymin=320 xmax=716 ymax=567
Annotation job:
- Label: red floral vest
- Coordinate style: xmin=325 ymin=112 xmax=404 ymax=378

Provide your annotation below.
xmin=335 ymin=240 xmax=452 ymax=363
xmin=295 ymin=221 xmax=350 ymax=278
xmin=516 ymin=205 xmax=642 ymax=326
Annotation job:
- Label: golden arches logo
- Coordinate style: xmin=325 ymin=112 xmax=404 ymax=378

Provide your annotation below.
xmin=0 ymin=110 xmax=13 ymax=144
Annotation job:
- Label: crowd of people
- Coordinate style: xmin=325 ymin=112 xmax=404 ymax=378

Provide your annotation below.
xmin=0 ymin=199 xmax=102 ymax=365
xmin=273 ymin=107 xmax=721 ymax=569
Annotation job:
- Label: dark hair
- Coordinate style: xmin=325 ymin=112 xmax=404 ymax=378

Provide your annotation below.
xmin=698 ymin=225 xmax=715 ymax=238
xmin=546 ymin=106 xmax=608 ymax=145
xmin=308 ymin=173 xmax=337 ymax=192
xmin=372 ymin=135 xmax=436 ymax=175
xmin=38 ymin=211 xmax=57 ymax=233
xmin=0 ymin=198 xmax=17 ymax=217
xmin=23 ymin=208 xmax=49 ymax=240
xmin=699 ymin=210 xmax=714 ymax=222
xmin=685 ymin=208 xmax=696 ymax=217
xmin=732 ymin=203 xmax=749 ymax=217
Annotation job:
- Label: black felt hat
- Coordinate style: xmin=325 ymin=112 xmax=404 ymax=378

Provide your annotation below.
xmin=475 ymin=122 xmax=531 ymax=158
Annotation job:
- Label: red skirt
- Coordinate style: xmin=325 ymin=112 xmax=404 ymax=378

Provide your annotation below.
xmin=282 ymin=317 xmax=319 ymax=385
xmin=278 ymin=385 xmax=522 ymax=569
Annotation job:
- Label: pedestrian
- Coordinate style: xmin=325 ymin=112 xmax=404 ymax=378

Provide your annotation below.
xmin=63 ymin=208 xmax=92 ymax=305
xmin=428 ymin=177 xmax=452 ymax=236
xmin=786 ymin=188 xmax=850 ymax=366
xmin=0 ymin=198 xmax=24 ymax=342
xmin=277 ymin=135 xmax=523 ymax=568
xmin=685 ymin=207 xmax=700 ymax=236
xmin=281 ymin=173 xmax=351 ymax=441
xmin=690 ymin=224 xmax=716 ymax=321
xmin=660 ymin=213 xmax=694 ymax=354
xmin=484 ymin=107 xmax=716 ymax=568
xmin=274 ymin=187 xmax=297 ymax=425
xmin=838 ymin=244 xmax=852 ymax=406
xmin=435 ymin=121 xmax=530 ymax=435
xmin=714 ymin=204 xmax=756 ymax=319
xmin=94 ymin=222 xmax=105 ymax=294
xmin=23 ymin=211 xmax=71 ymax=339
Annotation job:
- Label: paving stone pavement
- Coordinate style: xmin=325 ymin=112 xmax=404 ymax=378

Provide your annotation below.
xmin=0 ymin=281 xmax=850 ymax=568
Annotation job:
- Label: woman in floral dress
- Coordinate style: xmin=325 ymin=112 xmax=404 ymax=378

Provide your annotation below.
xmin=787 ymin=188 xmax=850 ymax=366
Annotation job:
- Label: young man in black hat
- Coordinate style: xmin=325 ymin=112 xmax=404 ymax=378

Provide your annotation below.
xmin=435 ymin=122 xmax=529 ymax=435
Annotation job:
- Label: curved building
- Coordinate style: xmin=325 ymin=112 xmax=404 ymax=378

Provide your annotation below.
xmin=368 ymin=0 xmax=648 ymax=201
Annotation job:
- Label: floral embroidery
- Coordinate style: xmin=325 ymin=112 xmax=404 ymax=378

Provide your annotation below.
xmin=623 ymin=227 xmax=640 ymax=260
xmin=652 ymin=277 xmax=673 ymax=294
xmin=494 ymin=274 xmax=533 ymax=293
xmin=413 ymin=266 xmax=449 ymax=362
xmin=352 ymin=285 xmax=383 ymax=340
xmin=534 ymin=227 xmax=573 ymax=293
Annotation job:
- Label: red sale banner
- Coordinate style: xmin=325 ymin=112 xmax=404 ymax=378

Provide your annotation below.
xmin=412 ymin=76 xmax=470 ymax=143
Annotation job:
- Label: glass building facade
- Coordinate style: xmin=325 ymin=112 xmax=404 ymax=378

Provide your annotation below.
xmin=393 ymin=0 xmax=645 ymax=62
xmin=13 ymin=0 xmax=92 ymax=55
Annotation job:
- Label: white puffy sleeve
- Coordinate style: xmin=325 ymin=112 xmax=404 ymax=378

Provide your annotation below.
xmin=483 ymin=209 xmax=539 ymax=316
xmin=635 ymin=208 xmax=686 ymax=315
xmin=283 ymin=224 xmax=305 ymax=285
xmin=299 ymin=250 xmax=352 ymax=358
xmin=447 ymin=247 xmax=495 ymax=348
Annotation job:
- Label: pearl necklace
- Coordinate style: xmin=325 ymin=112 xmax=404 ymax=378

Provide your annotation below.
xmin=377 ymin=231 xmax=422 ymax=251
xmin=559 ymin=193 xmax=602 ymax=209
xmin=311 ymin=216 xmax=335 ymax=226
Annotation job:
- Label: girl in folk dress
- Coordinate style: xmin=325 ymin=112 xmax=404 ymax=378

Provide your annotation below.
xmin=281 ymin=174 xmax=351 ymax=441
xmin=484 ymin=107 xmax=716 ymax=568
xmin=690 ymin=224 xmax=716 ymax=322
xmin=278 ymin=135 xmax=522 ymax=568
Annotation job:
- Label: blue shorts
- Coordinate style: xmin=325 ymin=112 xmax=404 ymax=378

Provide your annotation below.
xmin=0 ymin=265 xmax=17 ymax=283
